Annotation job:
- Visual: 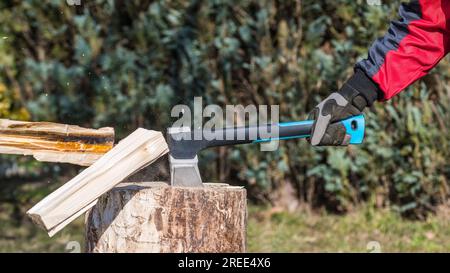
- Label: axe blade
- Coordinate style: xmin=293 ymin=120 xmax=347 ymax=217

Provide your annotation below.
xmin=169 ymin=155 xmax=203 ymax=187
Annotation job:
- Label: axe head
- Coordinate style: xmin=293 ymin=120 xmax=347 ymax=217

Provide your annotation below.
xmin=167 ymin=127 xmax=206 ymax=187
xmin=169 ymin=155 xmax=202 ymax=187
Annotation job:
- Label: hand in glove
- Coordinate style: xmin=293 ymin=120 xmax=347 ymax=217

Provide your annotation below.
xmin=308 ymin=69 xmax=380 ymax=146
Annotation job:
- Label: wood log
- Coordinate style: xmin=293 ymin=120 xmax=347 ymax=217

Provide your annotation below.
xmin=0 ymin=119 xmax=114 ymax=166
xmin=85 ymin=182 xmax=247 ymax=253
xmin=27 ymin=128 xmax=168 ymax=236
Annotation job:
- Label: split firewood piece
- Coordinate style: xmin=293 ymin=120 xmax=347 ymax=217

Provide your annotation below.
xmin=0 ymin=119 xmax=114 ymax=166
xmin=27 ymin=128 xmax=169 ymax=236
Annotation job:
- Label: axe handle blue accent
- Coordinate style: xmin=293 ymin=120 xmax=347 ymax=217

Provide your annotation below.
xmin=253 ymin=114 xmax=365 ymax=144
xmin=340 ymin=114 xmax=365 ymax=144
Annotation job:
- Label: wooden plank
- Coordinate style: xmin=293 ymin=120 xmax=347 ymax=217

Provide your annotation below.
xmin=48 ymin=199 xmax=98 ymax=237
xmin=27 ymin=128 xmax=169 ymax=236
xmin=0 ymin=119 xmax=114 ymax=166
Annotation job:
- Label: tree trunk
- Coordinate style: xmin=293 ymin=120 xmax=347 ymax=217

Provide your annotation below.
xmin=85 ymin=182 xmax=247 ymax=253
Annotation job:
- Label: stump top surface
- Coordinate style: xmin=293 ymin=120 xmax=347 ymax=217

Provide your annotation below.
xmin=114 ymin=181 xmax=244 ymax=192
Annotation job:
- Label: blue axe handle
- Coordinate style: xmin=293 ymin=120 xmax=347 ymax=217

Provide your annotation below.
xmin=254 ymin=114 xmax=365 ymax=145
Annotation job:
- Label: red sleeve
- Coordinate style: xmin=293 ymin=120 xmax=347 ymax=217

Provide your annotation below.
xmin=355 ymin=0 xmax=450 ymax=100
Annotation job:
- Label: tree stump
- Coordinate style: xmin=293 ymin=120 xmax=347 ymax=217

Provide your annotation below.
xmin=85 ymin=182 xmax=247 ymax=253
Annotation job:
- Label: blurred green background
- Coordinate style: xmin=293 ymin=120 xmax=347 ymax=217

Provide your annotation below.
xmin=0 ymin=0 xmax=448 ymax=252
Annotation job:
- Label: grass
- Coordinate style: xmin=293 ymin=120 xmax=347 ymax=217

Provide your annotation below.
xmin=0 ymin=217 xmax=85 ymax=253
xmin=247 ymin=205 xmax=450 ymax=252
xmin=0 ymin=177 xmax=449 ymax=253
xmin=0 ymin=174 xmax=85 ymax=253
xmin=0 ymin=203 xmax=85 ymax=253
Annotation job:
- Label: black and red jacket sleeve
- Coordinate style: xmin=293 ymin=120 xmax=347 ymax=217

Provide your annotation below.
xmin=346 ymin=0 xmax=450 ymax=103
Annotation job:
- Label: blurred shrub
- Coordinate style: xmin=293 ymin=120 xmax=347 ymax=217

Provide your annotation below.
xmin=0 ymin=0 xmax=448 ymax=218
xmin=0 ymin=83 xmax=29 ymax=120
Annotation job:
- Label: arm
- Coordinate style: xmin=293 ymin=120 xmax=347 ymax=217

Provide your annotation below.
xmin=309 ymin=0 xmax=450 ymax=146
xmin=356 ymin=0 xmax=450 ymax=100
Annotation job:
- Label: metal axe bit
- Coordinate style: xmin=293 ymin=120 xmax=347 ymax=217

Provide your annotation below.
xmin=167 ymin=114 xmax=365 ymax=187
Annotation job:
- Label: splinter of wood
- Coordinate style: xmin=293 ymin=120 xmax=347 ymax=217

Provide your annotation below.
xmin=0 ymin=119 xmax=114 ymax=166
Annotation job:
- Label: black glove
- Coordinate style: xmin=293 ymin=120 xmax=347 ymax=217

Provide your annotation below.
xmin=308 ymin=69 xmax=380 ymax=146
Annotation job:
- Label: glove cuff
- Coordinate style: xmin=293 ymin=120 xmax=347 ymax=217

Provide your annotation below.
xmin=340 ymin=68 xmax=382 ymax=108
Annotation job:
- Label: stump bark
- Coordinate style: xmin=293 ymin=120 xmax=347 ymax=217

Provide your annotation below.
xmin=85 ymin=182 xmax=247 ymax=253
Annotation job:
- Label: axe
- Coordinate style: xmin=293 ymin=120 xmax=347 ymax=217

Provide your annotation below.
xmin=167 ymin=114 xmax=365 ymax=187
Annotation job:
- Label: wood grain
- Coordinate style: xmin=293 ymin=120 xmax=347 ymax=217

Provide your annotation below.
xmin=27 ymin=128 xmax=169 ymax=236
xmin=85 ymin=182 xmax=247 ymax=253
xmin=0 ymin=119 xmax=114 ymax=166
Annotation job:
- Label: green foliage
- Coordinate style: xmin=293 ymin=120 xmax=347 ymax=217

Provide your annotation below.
xmin=0 ymin=0 xmax=448 ymax=218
